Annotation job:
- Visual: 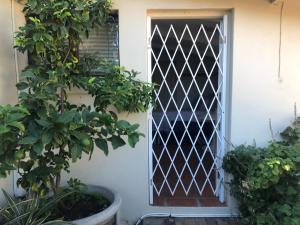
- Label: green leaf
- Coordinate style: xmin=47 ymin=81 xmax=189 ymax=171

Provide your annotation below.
xmin=88 ymin=77 xmax=96 ymax=84
xmin=287 ymin=186 xmax=297 ymax=195
xmin=42 ymin=132 xmax=53 ymax=145
xmin=95 ymin=139 xmax=108 ymax=155
xmin=20 ymin=70 xmax=35 ymax=78
xmin=30 ymin=166 xmax=52 ymax=177
xmin=293 ymin=203 xmax=300 ymax=216
xmin=19 ymin=136 xmax=38 ymax=145
xmin=36 ymin=42 xmax=45 ymax=54
xmin=7 ymin=113 xmax=27 ymax=122
xmin=116 ymin=120 xmax=130 ymax=129
xmin=130 ymin=123 xmax=140 ymax=131
xmin=128 ymin=133 xmax=140 ymax=148
xmin=279 ymin=204 xmax=292 ymax=216
xmin=33 ymin=33 xmax=40 ymax=42
xmin=35 ymin=119 xmax=51 ymax=127
xmin=71 ymin=144 xmax=82 ymax=162
xmin=71 ymin=131 xmax=90 ymax=141
xmin=0 ymin=126 xmax=10 ymax=134
xmin=33 ymin=141 xmax=43 ymax=155
xmin=16 ymin=82 xmax=29 ymax=91
xmin=28 ymin=0 xmax=38 ymax=8
xmin=110 ymin=135 xmax=126 ymax=150
xmin=7 ymin=121 xmax=25 ymax=131
xmin=57 ymin=111 xmax=77 ymax=124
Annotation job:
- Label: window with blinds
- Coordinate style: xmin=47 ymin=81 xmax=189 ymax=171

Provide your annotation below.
xmin=79 ymin=13 xmax=119 ymax=64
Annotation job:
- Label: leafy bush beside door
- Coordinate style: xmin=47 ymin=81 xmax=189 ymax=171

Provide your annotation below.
xmin=223 ymin=118 xmax=300 ymax=225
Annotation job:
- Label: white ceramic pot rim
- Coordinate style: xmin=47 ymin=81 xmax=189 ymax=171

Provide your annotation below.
xmin=72 ymin=185 xmax=122 ymax=225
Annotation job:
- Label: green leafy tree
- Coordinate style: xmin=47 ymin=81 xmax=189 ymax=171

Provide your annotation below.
xmin=0 ymin=0 xmax=154 ymax=195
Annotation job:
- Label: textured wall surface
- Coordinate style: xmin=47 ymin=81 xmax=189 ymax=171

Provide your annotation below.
xmin=67 ymin=0 xmax=300 ymax=223
xmin=1 ymin=0 xmax=300 ymax=224
xmin=0 ymin=0 xmax=26 ymax=204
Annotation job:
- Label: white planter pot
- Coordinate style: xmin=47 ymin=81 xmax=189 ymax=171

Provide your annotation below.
xmin=72 ymin=185 xmax=121 ymax=225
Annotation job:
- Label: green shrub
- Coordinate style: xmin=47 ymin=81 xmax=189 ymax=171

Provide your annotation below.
xmin=223 ymin=118 xmax=300 ymax=225
xmin=0 ymin=105 xmax=29 ymax=177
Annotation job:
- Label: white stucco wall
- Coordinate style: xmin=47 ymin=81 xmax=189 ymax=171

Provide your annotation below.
xmin=66 ymin=0 xmax=300 ymax=224
xmin=0 ymin=0 xmax=26 ymax=203
xmin=2 ymin=0 xmax=300 ymax=224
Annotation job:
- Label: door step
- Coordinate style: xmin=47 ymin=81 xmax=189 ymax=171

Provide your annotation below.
xmin=153 ymin=196 xmax=226 ymax=207
xmin=142 ymin=217 xmax=240 ymax=225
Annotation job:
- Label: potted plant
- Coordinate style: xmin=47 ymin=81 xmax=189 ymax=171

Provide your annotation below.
xmin=0 ymin=0 xmax=154 ymax=224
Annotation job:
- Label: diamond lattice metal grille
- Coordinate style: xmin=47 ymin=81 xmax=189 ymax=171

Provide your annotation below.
xmin=150 ymin=19 xmax=226 ymax=202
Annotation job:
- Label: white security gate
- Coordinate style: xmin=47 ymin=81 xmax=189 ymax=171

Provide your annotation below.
xmin=148 ymin=16 xmax=228 ymax=205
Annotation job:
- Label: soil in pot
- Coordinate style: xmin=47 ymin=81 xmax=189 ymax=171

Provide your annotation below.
xmin=50 ymin=192 xmax=111 ymax=221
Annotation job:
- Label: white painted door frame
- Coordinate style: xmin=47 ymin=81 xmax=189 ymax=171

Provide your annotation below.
xmin=147 ymin=12 xmax=229 ymax=206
